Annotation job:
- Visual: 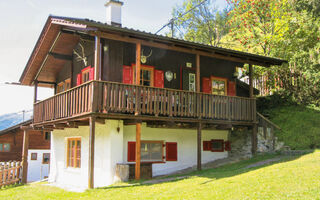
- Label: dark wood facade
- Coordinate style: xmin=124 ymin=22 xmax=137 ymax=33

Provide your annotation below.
xmin=0 ymin=120 xmax=50 ymax=162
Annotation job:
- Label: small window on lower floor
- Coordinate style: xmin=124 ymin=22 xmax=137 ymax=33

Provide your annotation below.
xmin=67 ymin=138 xmax=81 ymax=168
xmin=141 ymin=141 xmax=163 ymax=162
xmin=31 ymin=153 xmax=38 ymax=160
xmin=211 ymin=140 xmax=224 ymax=152
xmin=43 ymin=153 xmax=50 ymax=164
xmin=0 ymin=143 xmax=10 ymax=152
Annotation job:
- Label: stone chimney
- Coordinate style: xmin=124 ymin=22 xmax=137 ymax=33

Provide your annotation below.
xmin=105 ymin=0 xmax=123 ymax=27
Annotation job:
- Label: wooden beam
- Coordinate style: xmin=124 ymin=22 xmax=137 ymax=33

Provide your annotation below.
xmin=197 ymin=122 xmax=202 ymax=171
xmin=21 ymin=130 xmax=29 ymax=184
xmin=136 ymin=43 xmax=141 ymax=85
xmin=96 ymin=118 xmax=105 ymax=124
xmin=49 ymin=52 xmax=72 ymax=61
xmin=196 ymin=54 xmax=200 ymax=92
xmin=94 ymin=36 xmax=101 ymax=80
xmin=34 ymin=80 xmax=38 ymax=103
xmin=249 ymin=64 xmax=254 ymax=98
xmin=135 ymin=122 xmax=141 ymax=180
xmin=94 ymin=31 xmax=271 ymax=67
xmin=88 ymin=116 xmax=96 ymax=189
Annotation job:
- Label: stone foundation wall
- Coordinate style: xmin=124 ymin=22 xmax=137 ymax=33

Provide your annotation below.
xmin=229 ymin=127 xmax=284 ymax=158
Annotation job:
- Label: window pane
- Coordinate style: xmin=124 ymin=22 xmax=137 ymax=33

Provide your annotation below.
xmin=212 ymin=140 xmax=223 ymax=151
xmin=43 ymin=153 xmax=50 ymax=164
xmin=140 ymin=142 xmax=162 ymax=161
xmin=3 ymin=144 xmax=10 ymax=152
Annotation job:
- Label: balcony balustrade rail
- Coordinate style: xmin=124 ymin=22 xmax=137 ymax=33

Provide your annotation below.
xmin=33 ymin=81 xmax=256 ymax=124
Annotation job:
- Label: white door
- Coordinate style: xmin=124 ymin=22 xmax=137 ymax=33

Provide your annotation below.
xmin=27 ymin=150 xmax=50 ymax=182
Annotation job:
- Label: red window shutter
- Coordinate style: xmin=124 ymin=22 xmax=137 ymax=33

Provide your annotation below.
xmin=203 ymin=141 xmax=211 ymax=151
xmin=76 ymin=73 xmax=82 ymax=86
xmin=202 ymin=77 xmax=211 ymax=94
xmin=224 ymin=141 xmax=231 ymax=151
xmin=228 ymin=81 xmax=236 ymax=96
xmin=166 ymin=142 xmax=177 ymax=161
xmin=127 ymin=142 xmax=136 ymax=162
xmin=154 ymin=70 xmax=164 ymax=88
xmin=89 ymin=67 xmax=95 ymax=81
xmin=123 ymin=65 xmax=133 ymax=84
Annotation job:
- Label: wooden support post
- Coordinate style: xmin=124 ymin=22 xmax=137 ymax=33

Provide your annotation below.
xmin=88 ymin=116 xmax=96 ymax=189
xmin=196 ymin=54 xmax=200 ymax=92
xmin=21 ymin=130 xmax=29 ymax=184
xmin=197 ymin=122 xmax=202 ymax=170
xmin=249 ymin=64 xmax=257 ymax=154
xmin=135 ymin=122 xmax=141 ymax=180
xmin=34 ymin=80 xmax=38 ymax=103
xmin=249 ymin=64 xmax=253 ymax=98
xmin=136 ymin=43 xmax=141 ymax=85
xmin=94 ymin=36 xmax=101 ymax=80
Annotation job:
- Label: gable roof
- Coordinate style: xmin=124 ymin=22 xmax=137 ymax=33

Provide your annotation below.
xmin=19 ymin=15 xmax=287 ymax=86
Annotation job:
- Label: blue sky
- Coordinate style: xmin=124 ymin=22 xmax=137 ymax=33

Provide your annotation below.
xmin=0 ymin=0 xmax=227 ymax=115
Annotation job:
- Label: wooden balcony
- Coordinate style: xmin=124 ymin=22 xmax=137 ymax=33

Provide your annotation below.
xmin=33 ymin=81 xmax=256 ymax=125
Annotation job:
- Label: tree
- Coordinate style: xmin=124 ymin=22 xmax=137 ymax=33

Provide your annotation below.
xmin=171 ymin=0 xmax=231 ymax=46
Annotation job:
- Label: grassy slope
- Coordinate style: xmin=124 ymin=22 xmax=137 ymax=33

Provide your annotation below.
xmin=267 ymin=105 xmax=320 ymax=149
xmin=1 ymin=152 xmax=320 ymax=200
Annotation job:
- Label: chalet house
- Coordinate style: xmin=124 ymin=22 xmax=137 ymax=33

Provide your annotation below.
xmin=18 ymin=1 xmax=286 ymax=189
xmin=0 ymin=120 xmax=50 ymax=182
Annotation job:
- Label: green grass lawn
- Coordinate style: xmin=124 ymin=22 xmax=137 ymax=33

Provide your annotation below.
xmin=1 ymin=151 xmax=320 ymax=200
xmin=267 ymin=105 xmax=320 ymax=149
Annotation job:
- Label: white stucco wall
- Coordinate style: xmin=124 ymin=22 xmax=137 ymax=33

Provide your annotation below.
xmin=49 ymin=119 xmax=228 ymax=188
xmin=27 ymin=149 xmax=50 ymax=182
xmin=123 ymin=123 xmax=229 ymax=176
xmin=48 ymin=120 xmax=123 ymax=189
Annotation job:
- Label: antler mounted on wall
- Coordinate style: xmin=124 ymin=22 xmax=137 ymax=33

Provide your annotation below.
xmin=141 ymin=49 xmax=152 ymax=64
xmin=73 ymin=39 xmax=88 ymax=66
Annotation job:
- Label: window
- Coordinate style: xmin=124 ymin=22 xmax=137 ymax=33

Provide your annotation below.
xmin=44 ymin=131 xmax=51 ymax=141
xmin=128 ymin=141 xmax=178 ymax=162
xmin=31 ymin=153 xmax=37 ymax=160
xmin=43 ymin=153 xmax=50 ymax=164
xmin=140 ymin=67 xmax=154 ymax=86
xmin=211 ymin=76 xmax=227 ymax=95
xmin=67 ymin=138 xmax=81 ymax=168
xmin=141 ymin=141 xmax=163 ymax=162
xmin=82 ymin=67 xmax=91 ymax=83
xmin=189 ymin=73 xmax=196 ymax=92
xmin=211 ymin=139 xmax=224 ymax=152
xmin=56 ymin=78 xmax=71 ymax=93
xmin=0 ymin=143 xmax=10 ymax=152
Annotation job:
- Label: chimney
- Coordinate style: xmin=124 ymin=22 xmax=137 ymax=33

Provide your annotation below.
xmin=105 ymin=0 xmax=123 ymax=27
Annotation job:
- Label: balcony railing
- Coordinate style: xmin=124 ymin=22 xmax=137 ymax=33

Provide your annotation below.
xmin=33 ymin=81 xmax=256 ymax=124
